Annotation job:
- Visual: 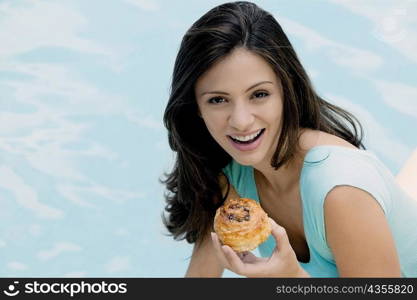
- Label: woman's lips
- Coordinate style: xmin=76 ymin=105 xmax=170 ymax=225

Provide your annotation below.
xmin=228 ymin=129 xmax=265 ymax=151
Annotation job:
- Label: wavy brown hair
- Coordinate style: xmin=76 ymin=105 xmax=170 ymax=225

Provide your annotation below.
xmin=161 ymin=1 xmax=365 ymax=244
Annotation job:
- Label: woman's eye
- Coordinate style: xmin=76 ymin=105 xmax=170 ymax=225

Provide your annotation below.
xmin=208 ymin=97 xmax=226 ymax=104
xmin=253 ymin=91 xmax=269 ymax=99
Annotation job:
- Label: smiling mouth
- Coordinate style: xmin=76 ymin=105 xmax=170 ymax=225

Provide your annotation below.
xmin=228 ymin=128 xmax=265 ymax=144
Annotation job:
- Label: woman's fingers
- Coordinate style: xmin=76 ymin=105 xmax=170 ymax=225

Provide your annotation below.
xmin=238 ymin=251 xmax=262 ymax=264
xmin=212 ymin=219 xmax=296 ymax=277
xmin=211 ymin=234 xmax=246 ymax=274
xmin=210 ymin=232 xmax=231 ymax=268
xmin=211 ymin=233 xmax=268 ymax=276
xmin=221 ymin=245 xmax=247 ymax=275
xmin=269 ymin=217 xmax=291 ymax=253
xmin=211 ymin=234 xmax=252 ymax=275
xmin=237 ymin=251 xmax=253 ymax=262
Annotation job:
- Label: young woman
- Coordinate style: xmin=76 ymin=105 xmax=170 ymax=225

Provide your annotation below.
xmin=161 ymin=1 xmax=417 ymax=277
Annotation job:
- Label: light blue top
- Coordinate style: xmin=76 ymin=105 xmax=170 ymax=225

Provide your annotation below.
xmin=222 ymin=145 xmax=417 ymax=277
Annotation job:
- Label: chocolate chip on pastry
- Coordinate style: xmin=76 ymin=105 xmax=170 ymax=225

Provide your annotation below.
xmin=214 ymin=197 xmax=271 ymax=252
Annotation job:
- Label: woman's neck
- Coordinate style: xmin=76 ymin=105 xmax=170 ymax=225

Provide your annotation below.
xmin=253 ymin=151 xmax=304 ymax=196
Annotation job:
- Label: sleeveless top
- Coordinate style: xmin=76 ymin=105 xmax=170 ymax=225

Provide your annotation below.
xmin=222 ymin=145 xmax=417 ymax=277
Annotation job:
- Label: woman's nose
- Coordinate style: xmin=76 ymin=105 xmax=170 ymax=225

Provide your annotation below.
xmin=228 ymin=102 xmax=255 ymax=132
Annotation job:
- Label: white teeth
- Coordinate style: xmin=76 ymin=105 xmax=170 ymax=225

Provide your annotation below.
xmin=231 ymin=129 xmax=262 ymax=142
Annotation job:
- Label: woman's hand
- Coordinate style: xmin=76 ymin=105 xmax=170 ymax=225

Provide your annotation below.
xmin=211 ymin=218 xmax=310 ymax=277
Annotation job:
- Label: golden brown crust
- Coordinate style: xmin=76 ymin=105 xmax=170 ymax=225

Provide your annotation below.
xmin=214 ymin=197 xmax=271 ymax=252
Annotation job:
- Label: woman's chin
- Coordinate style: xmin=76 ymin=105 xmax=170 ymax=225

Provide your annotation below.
xmin=231 ymin=153 xmax=265 ymax=167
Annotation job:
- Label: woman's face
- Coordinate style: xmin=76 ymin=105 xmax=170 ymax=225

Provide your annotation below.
xmin=195 ymin=47 xmax=284 ymax=167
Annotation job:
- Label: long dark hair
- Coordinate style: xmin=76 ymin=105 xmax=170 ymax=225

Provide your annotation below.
xmin=161 ymin=1 xmax=365 ymax=244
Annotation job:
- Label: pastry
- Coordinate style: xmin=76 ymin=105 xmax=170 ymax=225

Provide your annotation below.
xmin=214 ymin=197 xmax=271 ymax=252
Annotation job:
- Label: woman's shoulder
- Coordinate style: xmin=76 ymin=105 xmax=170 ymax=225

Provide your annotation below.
xmin=298 ymin=128 xmax=389 ymax=185
xmin=299 ymin=131 xmax=394 ymax=219
xmin=298 ymin=129 xmax=378 ymax=169
xmin=297 ymin=129 xmax=366 ymax=165
xmin=298 ymin=129 xmax=358 ymax=154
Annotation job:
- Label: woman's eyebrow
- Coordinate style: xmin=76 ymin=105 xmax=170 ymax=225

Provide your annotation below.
xmin=199 ymin=80 xmax=273 ymax=96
